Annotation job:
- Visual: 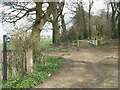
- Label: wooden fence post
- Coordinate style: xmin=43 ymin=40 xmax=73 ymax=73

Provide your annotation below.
xmin=72 ymin=41 xmax=74 ymax=46
xmin=77 ymin=40 xmax=79 ymax=46
xmin=26 ymin=50 xmax=33 ymax=75
xmin=94 ymin=40 xmax=98 ymax=46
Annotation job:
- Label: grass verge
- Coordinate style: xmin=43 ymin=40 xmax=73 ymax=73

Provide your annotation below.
xmin=2 ymin=56 xmax=62 ymax=89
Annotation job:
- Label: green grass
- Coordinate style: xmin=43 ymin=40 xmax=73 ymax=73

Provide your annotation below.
xmin=45 ymin=48 xmax=61 ymax=52
xmin=0 ymin=39 xmax=52 ymax=51
xmin=40 ymin=39 xmax=52 ymax=49
xmin=45 ymin=47 xmax=68 ymax=52
xmin=2 ymin=56 xmax=62 ymax=88
xmin=0 ymin=44 xmax=2 ymax=50
xmin=0 ymin=43 xmax=15 ymax=50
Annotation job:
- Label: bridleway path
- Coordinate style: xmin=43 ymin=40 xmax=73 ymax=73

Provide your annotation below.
xmin=33 ymin=45 xmax=118 ymax=88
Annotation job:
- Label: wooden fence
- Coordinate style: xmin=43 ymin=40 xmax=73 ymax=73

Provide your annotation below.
xmin=72 ymin=40 xmax=99 ymax=46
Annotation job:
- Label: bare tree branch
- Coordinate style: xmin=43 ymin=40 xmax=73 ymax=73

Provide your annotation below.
xmin=2 ymin=5 xmax=36 ymax=24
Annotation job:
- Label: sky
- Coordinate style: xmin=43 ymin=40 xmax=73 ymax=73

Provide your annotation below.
xmin=0 ymin=0 xmax=107 ymax=43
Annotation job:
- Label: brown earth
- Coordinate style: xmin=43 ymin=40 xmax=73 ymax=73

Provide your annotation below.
xmin=33 ymin=44 xmax=118 ymax=88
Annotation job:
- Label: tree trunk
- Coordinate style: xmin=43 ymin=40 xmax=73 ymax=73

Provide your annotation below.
xmin=51 ymin=3 xmax=60 ymax=45
xmin=88 ymin=0 xmax=94 ymax=39
xmin=61 ymin=14 xmax=66 ymax=34
xmin=81 ymin=4 xmax=88 ymax=39
xmin=118 ymin=15 xmax=120 ymax=38
xmin=118 ymin=2 xmax=120 ymax=38
xmin=111 ymin=11 xmax=116 ymax=38
xmin=31 ymin=28 xmax=41 ymax=58
xmin=88 ymin=10 xmax=92 ymax=39
xmin=31 ymin=2 xmax=43 ymax=60
xmin=110 ymin=2 xmax=118 ymax=38
xmin=106 ymin=3 xmax=109 ymax=20
xmin=52 ymin=19 xmax=60 ymax=44
xmin=26 ymin=2 xmax=42 ymax=75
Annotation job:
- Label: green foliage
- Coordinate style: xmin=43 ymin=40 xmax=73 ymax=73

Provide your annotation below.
xmin=2 ymin=56 xmax=62 ymax=88
xmin=40 ymin=39 xmax=52 ymax=49
xmin=93 ymin=39 xmax=118 ymax=49
xmin=34 ymin=56 xmax=62 ymax=74
xmin=61 ymin=29 xmax=78 ymax=43
xmin=45 ymin=48 xmax=61 ymax=52
xmin=2 ymin=39 xmax=52 ymax=51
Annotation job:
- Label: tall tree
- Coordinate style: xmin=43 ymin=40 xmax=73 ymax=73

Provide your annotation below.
xmin=117 ymin=1 xmax=120 ymax=38
xmin=60 ymin=14 xmax=67 ymax=36
xmin=88 ymin=0 xmax=94 ymax=39
xmin=1 ymin=1 xmax=60 ymax=74
xmin=110 ymin=1 xmax=118 ymax=38
xmin=71 ymin=1 xmax=88 ymax=40
xmin=49 ymin=1 xmax=65 ymax=44
xmin=2 ymin=2 xmax=54 ymax=52
xmin=106 ymin=3 xmax=110 ymax=20
xmin=80 ymin=1 xmax=88 ymax=39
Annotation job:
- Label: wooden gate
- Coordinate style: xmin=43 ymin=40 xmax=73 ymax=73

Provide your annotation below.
xmin=72 ymin=40 xmax=99 ymax=46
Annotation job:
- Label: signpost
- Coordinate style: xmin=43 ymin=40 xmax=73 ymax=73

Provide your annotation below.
xmin=3 ymin=35 xmax=10 ymax=81
xmin=6 ymin=37 xmax=10 ymax=43
xmin=3 ymin=35 xmax=7 ymax=81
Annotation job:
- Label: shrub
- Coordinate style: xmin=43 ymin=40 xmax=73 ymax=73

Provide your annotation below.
xmin=2 ymin=56 xmax=62 ymax=89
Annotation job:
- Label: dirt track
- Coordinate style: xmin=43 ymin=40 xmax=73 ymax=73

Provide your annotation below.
xmin=33 ymin=45 xmax=118 ymax=88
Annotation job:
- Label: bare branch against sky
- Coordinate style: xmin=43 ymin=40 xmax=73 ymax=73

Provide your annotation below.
xmin=0 ymin=0 xmax=119 ymax=2
xmin=0 ymin=0 xmax=65 ymax=3
xmin=0 ymin=0 xmax=119 ymax=43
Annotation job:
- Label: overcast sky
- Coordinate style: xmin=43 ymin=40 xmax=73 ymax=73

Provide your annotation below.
xmin=0 ymin=0 xmax=108 ymax=43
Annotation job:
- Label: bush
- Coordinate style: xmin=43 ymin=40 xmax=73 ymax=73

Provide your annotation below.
xmin=2 ymin=56 xmax=62 ymax=89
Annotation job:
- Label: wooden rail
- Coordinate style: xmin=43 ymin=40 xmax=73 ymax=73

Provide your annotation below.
xmin=72 ymin=40 xmax=99 ymax=46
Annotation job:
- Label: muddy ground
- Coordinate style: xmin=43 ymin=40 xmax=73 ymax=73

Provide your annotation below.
xmin=33 ymin=44 xmax=118 ymax=88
